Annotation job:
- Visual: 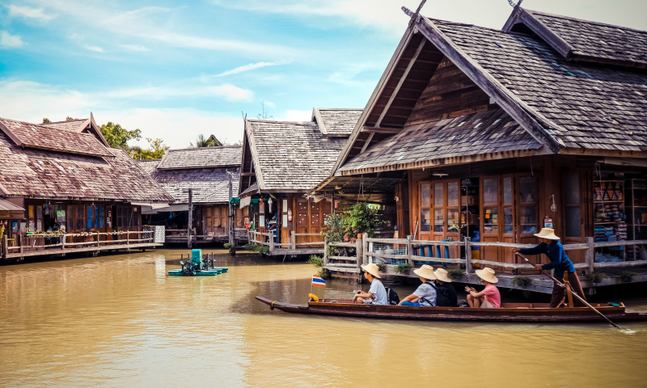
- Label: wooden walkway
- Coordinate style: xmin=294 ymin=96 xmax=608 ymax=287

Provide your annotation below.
xmin=4 ymin=242 xmax=162 ymax=260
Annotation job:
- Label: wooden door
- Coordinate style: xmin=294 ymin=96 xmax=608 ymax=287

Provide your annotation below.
xmin=500 ymin=175 xmax=515 ymax=264
xmin=295 ymin=198 xmax=308 ymax=246
xmin=418 ymin=181 xmax=432 ymax=240
xmin=481 ymin=176 xmax=499 ymax=262
xmin=561 ymin=170 xmax=586 ymax=264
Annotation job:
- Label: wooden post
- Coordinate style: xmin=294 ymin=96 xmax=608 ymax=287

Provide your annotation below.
xmin=126 ymin=231 xmax=130 ymax=246
xmin=2 ymin=235 xmax=7 ymax=259
xmin=290 ymin=230 xmax=296 ymax=250
xmin=464 ymin=237 xmax=472 ymax=273
xmin=585 ymin=236 xmax=595 ymax=275
xmin=406 ymin=235 xmax=412 ymax=266
xmin=18 ymin=234 xmax=23 ymax=254
xmin=97 ymin=232 xmax=100 ymax=247
xmin=61 ymin=233 xmax=66 ymax=250
xmin=363 ymin=233 xmax=370 ymax=265
xmin=227 ymin=172 xmax=235 ymax=248
xmin=356 ymin=235 xmax=363 ymax=272
xmin=323 ymin=236 xmax=328 ymax=266
xmin=268 ymin=231 xmax=274 ymax=254
xmin=187 ymin=188 xmax=193 ymax=249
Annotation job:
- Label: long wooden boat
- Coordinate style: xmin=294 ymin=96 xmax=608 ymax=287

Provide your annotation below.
xmin=255 ymin=296 xmax=647 ymax=323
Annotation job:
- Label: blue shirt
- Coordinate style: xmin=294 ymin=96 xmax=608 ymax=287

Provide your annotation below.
xmin=519 ymin=241 xmax=575 ymax=280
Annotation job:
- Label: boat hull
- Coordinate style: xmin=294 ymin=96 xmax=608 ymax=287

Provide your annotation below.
xmin=168 ymin=267 xmax=229 ymax=276
xmin=255 ymin=296 xmax=647 ymax=323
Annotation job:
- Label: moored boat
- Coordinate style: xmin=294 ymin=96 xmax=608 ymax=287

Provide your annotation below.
xmin=255 ymin=296 xmax=647 ymax=323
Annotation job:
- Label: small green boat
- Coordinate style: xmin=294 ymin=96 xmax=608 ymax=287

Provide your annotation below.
xmin=167 ymin=267 xmax=229 ymax=277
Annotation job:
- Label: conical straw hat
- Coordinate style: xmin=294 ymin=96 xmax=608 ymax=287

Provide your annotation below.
xmin=475 ymin=267 xmax=498 ymax=284
xmin=361 ymin=263 xmax=382 ymax=279
xmin=534 ymin=227 xmax=560 ymax=241
xmin=413 ymin=264 xmax=436 ymax=281
xmin=433 ymin=268 xmax=452 ymax=283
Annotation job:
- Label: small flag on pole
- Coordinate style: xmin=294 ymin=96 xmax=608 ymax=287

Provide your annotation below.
xmin=311 ymin=275 xmax=326 ymax=287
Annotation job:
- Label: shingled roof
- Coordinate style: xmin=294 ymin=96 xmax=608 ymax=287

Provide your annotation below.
xmin=313 ymin=108 xmax=363 ymax=137
xmin=43 ymin=118 xmax=89 ymax=133
xmin=157 ymin=146 xmax=241 ymax=170
xmin=0 ymin=117 xmax=113 ymax=157
xmin=241 ymin=109 xmax=360 ymax=193
xmin=0 ymin=120 xmax=171 ymax=202
xmin=333 ymin=7 xmax=647 ymax=177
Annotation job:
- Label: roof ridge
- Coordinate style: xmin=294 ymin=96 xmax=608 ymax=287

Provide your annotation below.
xmin=45 ymin=118 xmax=88 ymax=124
xmin=316 ymin=108 xmax=363 ymax=111
xmin=525 ymin=8 xmax=647 ymax=34
xmin=167 ymin=145 xmax=242 ymax=152
xmin=247 ymin=118 xmax=316 ymax=125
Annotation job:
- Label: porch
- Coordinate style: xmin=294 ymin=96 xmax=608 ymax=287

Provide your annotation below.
xmin=165 ymin=227 xmax=249 ymax=245
xmin=323 ymin=235 xmax=647 ymax=293
xmin=247 ymin=230 xmax=325 ymax=256
xmin=0 ymin=228 xmax=164 ymax=260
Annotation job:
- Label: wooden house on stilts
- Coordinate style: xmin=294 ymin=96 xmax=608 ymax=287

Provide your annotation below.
xmin=140 ymin=146 xmax=246 ymax=245
xmin=319 ymin=6 xmax=647 ymax=291
xmin=0 ymin=115 xmax=172 ymax=260
xmin=239 ymin=108 xmax=362 ymax=255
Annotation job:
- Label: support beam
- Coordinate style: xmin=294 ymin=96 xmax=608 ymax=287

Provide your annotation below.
xmin=362 ymin=126 xmax=401 ymax=135
xmin=375 ymin=38 xmax=426 ymax=128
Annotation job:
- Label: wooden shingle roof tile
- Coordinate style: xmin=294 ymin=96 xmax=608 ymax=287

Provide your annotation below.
xmin=157 ymin=146 xmax=241 ymax=170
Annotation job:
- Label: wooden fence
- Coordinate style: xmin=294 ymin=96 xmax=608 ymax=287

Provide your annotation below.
xmin=324 ymin=234 xmax=647 ymax=275
xmin=247 ymin=230 xmax=325 ymax=255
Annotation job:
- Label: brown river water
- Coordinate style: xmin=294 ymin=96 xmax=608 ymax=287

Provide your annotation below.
xmin=1 ymin=249 xmax=647 ymax=387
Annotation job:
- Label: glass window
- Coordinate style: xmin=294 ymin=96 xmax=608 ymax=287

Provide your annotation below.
xmin=434 ymin=183 xmax=444 ymax=207
xmin=503 ymin=176 xmax=513 ymax=205
xmin=503 ymin=207 xmax=513 ymax=233
xmin=483 ymin=177 xmax=498 ymax=204
xmin=520 ymin=207 xmax=538 ymax=234
xmin=484 ymin=207 xmax=498 ymax=233
xmin=447 ymin=182 xmax=459 ymax=207
xmin=434 ymin=209 xmax=444 ymax=233
xmin=420 ymin=209 xmax=430 ymax=231
xmin=519 ymin=177 xmax=537 ymax=204
xmin=448 ymin=209 xmax=460 ymax=232
xmin=420 ymin=183 xmax=431 ymax=208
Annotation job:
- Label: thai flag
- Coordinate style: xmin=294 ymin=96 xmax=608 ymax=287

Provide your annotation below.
xmin=311 ymin=275 xmax=326 ymax=287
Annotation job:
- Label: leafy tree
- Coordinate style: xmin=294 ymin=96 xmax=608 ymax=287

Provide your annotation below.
xmin=191 ymin=134 xmax=223 ymax=147
xmin=65 ymin=116 xmax=76 ymax=121
xmin=100 ymin=122 xmax=142 ymax=150
xmin=42 ymin=118 xmax=51 ymax=124
xmin=130 ymin=138 xmax=169 ymax=160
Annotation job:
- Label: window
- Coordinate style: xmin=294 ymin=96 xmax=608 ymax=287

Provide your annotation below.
xmin=563 ymin=171 xmax=581 ymax=237
xmin=518 ymin=176 xmax=538 ymax=234
xmin=434 ymin=183 xmax=445 ymax=232
xmin=447 ymin=181 xmax=460 ymax=232
xmin=420 ymin=183 xmax=431 ymax=232
xmin=503 ymin=176 xmax=514 ymax=234
xmin=483 ymin=177 xmax=498 ymax=233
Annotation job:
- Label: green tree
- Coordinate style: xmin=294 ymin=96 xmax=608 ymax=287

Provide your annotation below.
xmin=100 ymin=122 xmax=142 ymax=150
xmin=130 ymin=138 xmax=169 ymax=160
xmin=191 ymin=134 xmax=223 ymax=147
xmin=42 ymin=118 xmax=51 ymax=124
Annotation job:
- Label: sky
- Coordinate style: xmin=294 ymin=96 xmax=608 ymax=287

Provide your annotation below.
xmin=1 ymin=0 xmax=646 ymax=148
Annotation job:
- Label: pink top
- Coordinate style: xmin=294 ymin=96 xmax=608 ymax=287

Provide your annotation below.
xmin=482 ymin=284 xmax=501 ymax=308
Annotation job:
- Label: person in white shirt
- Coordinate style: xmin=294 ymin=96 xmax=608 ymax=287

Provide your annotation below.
xmin=398 ymin=265 xmax=437 ymax=307
xmin=353 ymin=263 xmax=388 ymax=305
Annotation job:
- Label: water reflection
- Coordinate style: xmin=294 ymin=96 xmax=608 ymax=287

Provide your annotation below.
xmin=1 ymin=249 xmax=646 ymax=387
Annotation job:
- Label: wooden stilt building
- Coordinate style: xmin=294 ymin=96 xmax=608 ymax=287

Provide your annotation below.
xmin=318 ymin=7 xmax=647 ymax=290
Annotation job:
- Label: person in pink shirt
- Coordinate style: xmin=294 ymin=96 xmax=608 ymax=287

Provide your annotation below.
xmin=465 ymin=267 xmax=501 ymax=308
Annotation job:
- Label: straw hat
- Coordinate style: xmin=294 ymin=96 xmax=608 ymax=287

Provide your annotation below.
xmin=433 ymin=268 xmax=452 ymax=283
xmin=534 ymin=227 xmax=560 ymax=241
xmin=361 ymin=263 xmax=382 ymax=279
xmin=475 ymin=267 xmax=498 ymax=284
xmin=413 ymin=265 xmax=436 ymax=281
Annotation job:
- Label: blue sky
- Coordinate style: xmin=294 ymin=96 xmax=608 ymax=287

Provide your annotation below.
xmin=1 ymin=0 xmax=646 ymax=148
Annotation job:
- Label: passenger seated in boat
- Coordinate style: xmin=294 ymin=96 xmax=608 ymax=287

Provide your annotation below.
xmin=433 ymin=268 xmax=458 ymax=307
xmin=398 ymin=265 xmax=437 ymax=307
xmin=465 ymin=267 xmax=501 ymax=308
xmin=353 ymin=263 xmax=388 ymax=305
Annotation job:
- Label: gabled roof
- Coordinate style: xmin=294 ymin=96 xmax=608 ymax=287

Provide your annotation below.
xmin=313 ymin=108 xmax=363 ymax=137
xmin=147 ymin=168 xmax=238 ymax=205
xmin=241 ymin=115 xmax=355 ymax=193
xmin=42 ymin=113 xmax=110 ymax=147
xmin=503 ymin=7 xmax=647 ymax=70
xmin=333 ymin=8 xmax=647 ymax=175
xmin=157 ymin=146 xmax=241 ymax=170
xmin=0 ymin=128 xmax=172 ymax=202
xmin=0 ymin=117 xmax=113 ymax=158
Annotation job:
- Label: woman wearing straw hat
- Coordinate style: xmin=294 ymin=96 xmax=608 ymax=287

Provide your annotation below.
xmin=433 ymin=268 xmax=458 ymax=307
xmin=513 ymin=227 xmax=585 ymax=307
xmin=398 ymin=265 xmax=437 ymax=307
xmin=353 ymin=263 xmax=388 ymax=305
xmin=465 ymin=267 xmax=501 ymax=308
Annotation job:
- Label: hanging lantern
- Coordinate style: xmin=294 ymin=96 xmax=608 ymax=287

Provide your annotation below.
xmin=268 ymin=198 xmax=273 ymax=213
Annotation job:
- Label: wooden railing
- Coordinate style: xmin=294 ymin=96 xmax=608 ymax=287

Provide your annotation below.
xmin=246 ymin=230 xmax=325 ymax=254
xmin=1 ymin=230 xmax=155 ymax=259
xmin=324 ymin=234 xmax=647 ymax=275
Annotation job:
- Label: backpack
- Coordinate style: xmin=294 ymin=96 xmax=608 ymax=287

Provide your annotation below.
xmin=385 ymin=287 xmax=400 ymax=305
xmin=430 ymin=282 xmax=458 ymax=307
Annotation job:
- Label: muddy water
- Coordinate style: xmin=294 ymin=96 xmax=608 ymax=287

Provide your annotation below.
xmin=1 ymin=250 xmax=647 ymax=387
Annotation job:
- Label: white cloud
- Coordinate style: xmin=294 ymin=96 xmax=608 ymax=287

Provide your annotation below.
xmin=214 ymin=61 xmax=284 ymax=77
xmin=7 ymin=4 xmax=55 ymax=21
xmin=84 ymin=45 xmax=105 ymax=53
xmin=208 ymin=84 xmax=254 ymax=102
xmin=0 ymin=31 xmax=24 ymax=48
xmin=120 ymin=44 xmax=150 ymax=52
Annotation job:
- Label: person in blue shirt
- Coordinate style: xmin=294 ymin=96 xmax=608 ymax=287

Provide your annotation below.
xmin=514 ymin=228 xmax=586 ymax=307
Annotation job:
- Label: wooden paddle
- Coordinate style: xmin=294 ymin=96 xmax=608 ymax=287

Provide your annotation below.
xmin=515 ymin=252 xmax=627 ymax=331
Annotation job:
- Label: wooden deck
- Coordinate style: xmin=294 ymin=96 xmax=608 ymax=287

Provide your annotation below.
xmin=247 ymin=230 xmax=325 ymax=256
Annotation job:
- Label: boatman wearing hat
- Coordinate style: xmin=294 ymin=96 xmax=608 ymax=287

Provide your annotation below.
xmin=353 ymin=263 xmax=388 ymax=305
xmin=514 ymin=227 xmax=586 ymax=307
xmin=399 ymin=265 xmax=437 ymax=307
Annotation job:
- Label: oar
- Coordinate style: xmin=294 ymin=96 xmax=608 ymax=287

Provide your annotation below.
xmin=514 ymin=252 xmax=629 ymax=331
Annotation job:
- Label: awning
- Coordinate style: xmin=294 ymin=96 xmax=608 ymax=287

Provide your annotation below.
xmin=0 ymin=198 xmax=24 ymax=212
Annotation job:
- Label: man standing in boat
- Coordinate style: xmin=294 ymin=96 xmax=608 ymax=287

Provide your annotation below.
xmin=353 ymin=263 xmax=388 ymax=305
xmin=514 ymin=228 xmax=586 ymax=307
